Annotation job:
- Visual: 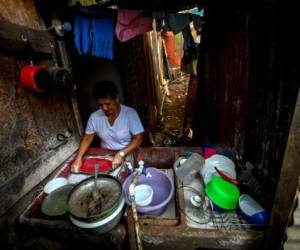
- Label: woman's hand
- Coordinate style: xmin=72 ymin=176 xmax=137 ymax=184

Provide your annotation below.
xmin=71 ymin=157 xmax=82 ymax=173
xmin=112 ymin=153 xmax=123 ymax=169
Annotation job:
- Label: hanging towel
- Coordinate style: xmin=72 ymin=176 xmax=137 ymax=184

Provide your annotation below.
xmin=74 ymin=15 xmax=92 ymax=55
xmin=115 ymin=9 xmax=153 ymax=42
xmin=73 ymin=15 xmax=114 ymax=60
xmin=92 ymin=17 xmax=114 ymax=59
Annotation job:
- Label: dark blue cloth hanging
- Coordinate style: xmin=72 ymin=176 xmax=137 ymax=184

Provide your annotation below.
xmin=73 ymin=15 xmax=114 ymax=60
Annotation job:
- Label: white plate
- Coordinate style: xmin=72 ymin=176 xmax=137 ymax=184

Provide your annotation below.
xmin=43 ymin=177 xmax=68 ymax=194
xmin=67 ymin=173 xmax=90 ymax=184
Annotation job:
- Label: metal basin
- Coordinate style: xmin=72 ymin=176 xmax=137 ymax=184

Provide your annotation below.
xmin=68 ymin=175 xmax=123 ymax=222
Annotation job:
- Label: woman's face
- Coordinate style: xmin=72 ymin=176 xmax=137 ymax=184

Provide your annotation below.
xmin=97 ymin=96 xmax=120 ymax=117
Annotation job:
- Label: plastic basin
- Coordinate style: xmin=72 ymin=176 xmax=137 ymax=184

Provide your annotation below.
xmin=123 ymin=168 xmax=174 ymax=215
xmin=205 ymin=176 xmax=240 ymax=210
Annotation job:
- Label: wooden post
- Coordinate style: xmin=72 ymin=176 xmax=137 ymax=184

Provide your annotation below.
xmin=264 ymin=89 xmax=300 ymax=250
xmin=57 ymin=40 xmax=84 ymax=136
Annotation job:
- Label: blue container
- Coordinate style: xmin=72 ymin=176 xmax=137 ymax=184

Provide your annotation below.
xmin=238 ymin=194 xmax=270 ymax=226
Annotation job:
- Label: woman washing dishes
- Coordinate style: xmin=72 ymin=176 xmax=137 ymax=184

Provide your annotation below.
xmin=71 ymin=80 xmax=144 ymax=172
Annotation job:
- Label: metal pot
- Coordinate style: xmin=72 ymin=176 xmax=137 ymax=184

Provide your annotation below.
xmin=68 ymin=175 xmax=123 ymax=223
xmin=49 ymin=42 xmax=73 ymax=90
xmin=19 ymin=37 xmax=51 ymax=92
xmin=69 ymin=197 xmax=125 ymax=234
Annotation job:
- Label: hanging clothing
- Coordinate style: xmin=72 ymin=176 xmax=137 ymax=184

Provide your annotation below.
xmin=182 ymin=25 xmax=197 ymax=64
xmin=115 ymin=9 xmax=153 ymax=42
xmin=73 ymin=15 xmax=114 ymax=59
xmin=154 ymin=12 xmax=190 ymax=34
xmin=74 ymin=15 xmax=91 ymax=55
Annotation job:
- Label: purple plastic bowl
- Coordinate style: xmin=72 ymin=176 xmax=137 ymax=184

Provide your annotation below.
xmin=123 ymin=168 xmax=174 ymax=215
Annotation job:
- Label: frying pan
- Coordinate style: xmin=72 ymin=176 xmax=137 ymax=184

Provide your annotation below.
xmin=19 ymin=36 xmax=51 ymax=92
xmin=49 ymin=42 xmax=73 ymax=90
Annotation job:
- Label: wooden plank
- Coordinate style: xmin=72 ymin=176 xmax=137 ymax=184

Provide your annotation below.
xmin=0 ymin=19 xmax=53 ymax=53
xmin=264 ymin=90 xmax=300 ymax=250
xmin=57 ymin=40 xmax=84 ymax=136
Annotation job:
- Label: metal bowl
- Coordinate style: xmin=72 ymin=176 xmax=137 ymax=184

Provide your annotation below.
xmin=68 ymin=175 xmax=123 ymax=222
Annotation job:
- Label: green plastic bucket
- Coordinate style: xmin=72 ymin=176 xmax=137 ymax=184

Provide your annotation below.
xmin=205 ymin=176 xmax=240 ymax=210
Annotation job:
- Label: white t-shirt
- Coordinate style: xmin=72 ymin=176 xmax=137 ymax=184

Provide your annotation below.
xmin=85 ymin=104 xmax=144 ymax=150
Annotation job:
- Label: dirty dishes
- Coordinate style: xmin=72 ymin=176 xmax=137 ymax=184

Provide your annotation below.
xmin=44 ymin=177 xmax=68 ymax=194
xmin=134 ymin=184 xmax=154 ymax=206
xmin=41 ymin=184 xmax=74 ymax=216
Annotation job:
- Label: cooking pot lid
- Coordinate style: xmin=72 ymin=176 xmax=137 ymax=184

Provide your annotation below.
xmin=68 ymin=175 xmax=122 ymax=220
xmin=41 ymin=184 xmax=74 ymax=216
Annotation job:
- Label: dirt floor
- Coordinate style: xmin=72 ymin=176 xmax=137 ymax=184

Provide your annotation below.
xmin=150 ymin=69 xmax=190 ymax=147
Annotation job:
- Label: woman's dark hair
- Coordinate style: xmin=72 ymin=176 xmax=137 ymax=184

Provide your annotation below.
xmin=93 ymin=80 xmax=118 ymax=99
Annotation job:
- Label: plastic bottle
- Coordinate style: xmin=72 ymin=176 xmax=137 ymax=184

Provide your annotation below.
xmin=174 ymin=153 xmax=204 ymax=184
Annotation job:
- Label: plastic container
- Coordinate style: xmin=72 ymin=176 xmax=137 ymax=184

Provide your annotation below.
xmin=123 ymin=167 xmax=174 ymax=215
xmin=134 ymin=184 xmax=154 ymax=206
xmin=201 ymin=154 xmax=236 ymax=185
xmin=238 ymin=194 xmax=270 ymax=226
xmin=205 ymin=176 xmax=240 ymax=210
xmin=174 ymin=153 xmax=204 ymax=184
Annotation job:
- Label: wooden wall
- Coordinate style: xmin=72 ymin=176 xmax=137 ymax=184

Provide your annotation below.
xmin=118 ymin=34 xmax=159 ymax=141
xmin=0 ymin=0 xmax=80 ymax=221
xmin=195 ymin=0 xmax=299 ymax=180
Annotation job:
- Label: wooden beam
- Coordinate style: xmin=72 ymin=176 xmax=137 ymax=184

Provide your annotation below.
xmin=264 ymin=89 xmax=300 ymax=250
xmin=57 ymin=40 xmax=84 ymax=136
xmin=0 ymin=19 xmax=53 ymax=54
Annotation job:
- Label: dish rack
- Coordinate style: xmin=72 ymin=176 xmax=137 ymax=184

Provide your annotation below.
xmin=180 ymin=182 xmax=263 ymax=230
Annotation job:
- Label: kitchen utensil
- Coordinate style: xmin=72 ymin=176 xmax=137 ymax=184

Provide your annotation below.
xmin=19 ymin=36 xmax=51 ymax=92
xmin=44 ymin=177 xmax=68 ymax=194
xmin=41 ymin=184 xmax=74 ymax=216
xmin=49 ymin=41 xmax=73 ymax=89
xmin=205 ymin=176 xmax=240 ymax=210
xmin=174 ymin=153 xmax=205 ymax=184
xmin=87 ymin=164 xmax=101 ymax=216
xmin=69 ymin=197 xmax=125 ymax=233
xmin=68 ymin=175 xmax=123 ymax=222
xmin=215 ymin=167 xmax=238 ymax=185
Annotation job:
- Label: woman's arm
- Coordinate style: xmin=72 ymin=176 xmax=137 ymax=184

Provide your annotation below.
xmin=71 ymin=133 xmax=95 ymax=172
xmin=112 ymin=133 xmax=143 ymax=169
